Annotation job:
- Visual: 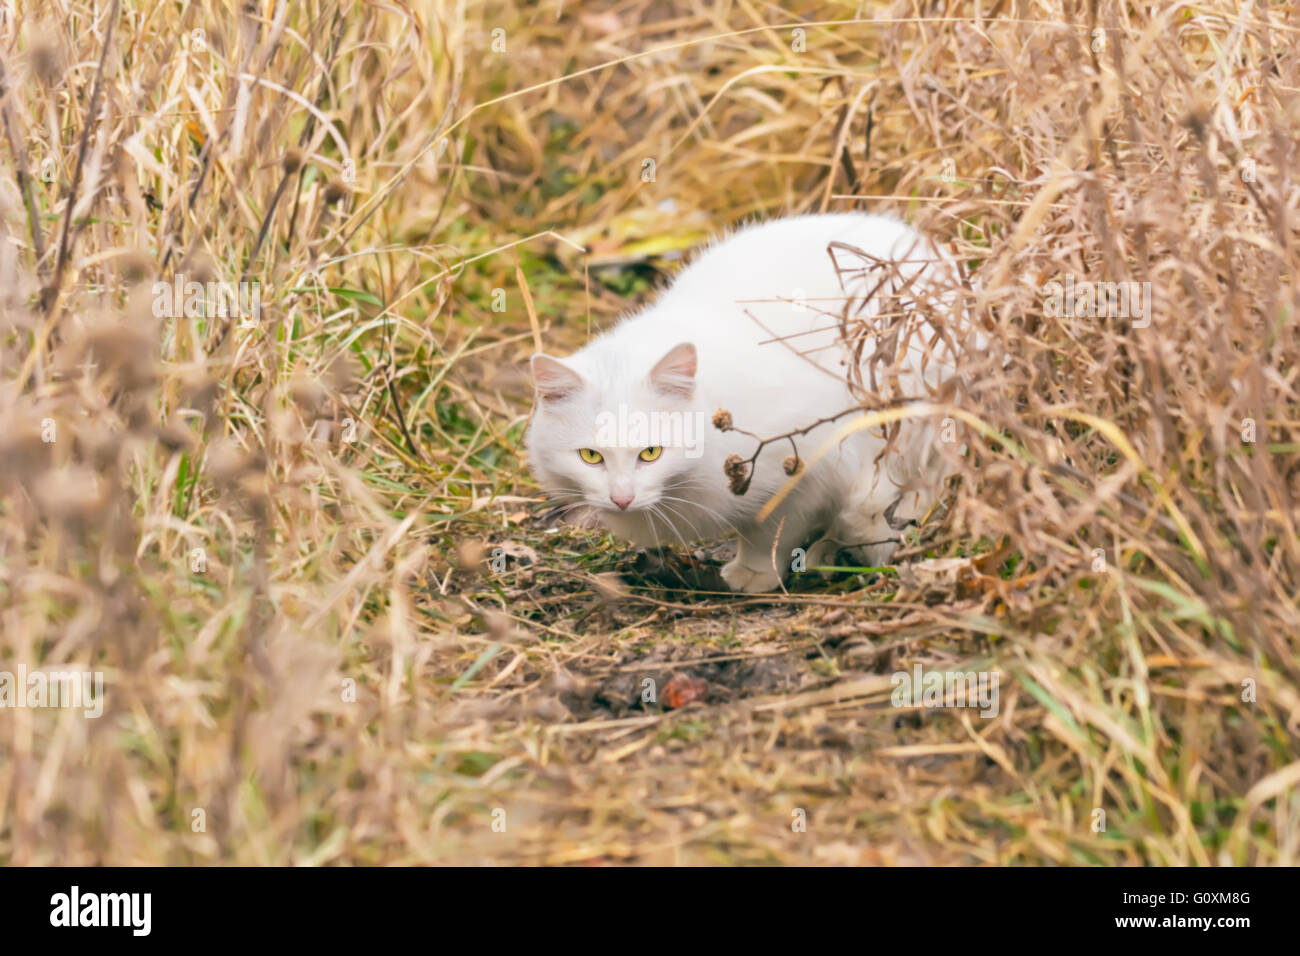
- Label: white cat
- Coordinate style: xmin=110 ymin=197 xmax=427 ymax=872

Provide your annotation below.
xmin=526 ymin=212 xmax=973 ymax=592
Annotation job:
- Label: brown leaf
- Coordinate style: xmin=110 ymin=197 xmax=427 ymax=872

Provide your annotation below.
xmin=661 ymin=673 xmax=710 ymax=709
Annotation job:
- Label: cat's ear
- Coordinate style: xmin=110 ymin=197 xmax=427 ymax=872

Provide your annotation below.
xmin=530 ymin=353 xmax=584 ymax=401
xmin=649 ymin=342 xmax=696 ymax=397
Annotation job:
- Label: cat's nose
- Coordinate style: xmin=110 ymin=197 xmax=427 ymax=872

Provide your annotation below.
xmin=610 ymin=493 xmax=634 ymax=510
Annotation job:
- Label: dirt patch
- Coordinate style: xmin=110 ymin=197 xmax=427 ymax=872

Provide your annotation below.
xmin=586 ymin=641 xmax=813 ymax=717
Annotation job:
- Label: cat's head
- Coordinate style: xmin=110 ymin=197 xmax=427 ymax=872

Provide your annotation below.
xmin=525 ymin=341 xmax=702 ymax=522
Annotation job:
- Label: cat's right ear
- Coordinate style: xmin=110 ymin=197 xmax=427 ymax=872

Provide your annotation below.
xmin=530 ymin=353 xmax=584 ymax=402
xmin=649 ymin=342 xmax=697 ymax=397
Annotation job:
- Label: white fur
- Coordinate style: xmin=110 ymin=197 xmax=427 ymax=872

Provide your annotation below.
xmin=526 ymin=212 xmax=972 ymax=592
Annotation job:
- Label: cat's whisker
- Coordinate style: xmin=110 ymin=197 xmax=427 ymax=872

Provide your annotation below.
xmin=657 ymin=494 xmax=737 ymax=539
xmin=653 ymin=499 xmax=708 ymax=542
xmin=648 ymin=501 xmax=692 ymax=548
xmin=657 ymin=496 xmax=769 ymax=553
xmin=645 ymin=505 xmax=696 ymax=588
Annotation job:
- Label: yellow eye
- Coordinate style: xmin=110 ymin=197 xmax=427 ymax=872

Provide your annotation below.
xmin=578 ymin=448 xmax=604 ymax=464
xmin=638 ymin=446 xmax=663 ymax=462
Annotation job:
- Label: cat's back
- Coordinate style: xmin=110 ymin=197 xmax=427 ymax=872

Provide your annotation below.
xmin=655 ymin=212 xmax=929 ymax=315
xmin=586 ymin=212 xmax=955 ymax=385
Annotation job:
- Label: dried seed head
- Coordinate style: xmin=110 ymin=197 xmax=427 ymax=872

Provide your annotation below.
xmin=77 ymin=316 xmax=159 ymax=390
xmin=180 ymin=251 xmax=217 ymax=285
xmin=34 ymin=467 xmax=107 ymax=521
xmin=1183 ymin=106 xmax=1210 ymax=140
xmin=269 ymin=407 xmax=308 ymax=446
xmin=712 ymin=408 xmax=733 ymax=431
xmin=74 ymin=422 xmax=124 ymax=471
xmin=38 ymin=284 xmax=58 ymax=313
xmin=29 ymin=28 xmax=65 ymax=86
xmin=0 ymin=419 xmax=51 ymax=483
xmin=120 ymin=250 xmax=153 ymax=285
xmin=483 ymin=611 xmax=512 ymax=642
xmin=158 ymin=418 xmax=196 ymax=453
xmin=179 ymin=371 xmax=220 ymax=422
xmin=205 ymin=438 xmax=252 ymax=484
xmin=290 ymin=372 xmax=328 ymax=415
xmin=282 ymin=148 xmax=303 ymax=174
xmin=724 ymin=453 xmax=751 ymax=495
xmin=324 ymin=352 xmax=362 ymax=392
xmin=783 ymin=454 xmax=802 ymax=476
xmin=323 ymin=180 xmax=347 ymax=205
xmin=235 ymin=471 xmax=270 ymax=504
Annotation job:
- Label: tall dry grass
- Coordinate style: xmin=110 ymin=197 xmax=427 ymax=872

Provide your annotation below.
xmin=0 ymin=0 xmax=1296 ymax=864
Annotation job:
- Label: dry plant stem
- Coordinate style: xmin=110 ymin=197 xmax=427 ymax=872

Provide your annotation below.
xmin=47 ymin=0 xmax=121 ymax=313
xmin=0 ymin=57 xmax=48 ymax=278
xmin=722 ymin=401 xmax=888 ymax=494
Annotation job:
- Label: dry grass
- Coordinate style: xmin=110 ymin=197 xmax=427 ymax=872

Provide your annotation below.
xmin=1 ymin=0 xmax=1297 ymax=865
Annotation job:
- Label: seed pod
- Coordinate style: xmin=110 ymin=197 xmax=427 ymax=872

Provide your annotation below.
xmin=724 ymin=454 xmax=751 ymax=495
xmin=290 ymin=372 xmax=328 ymax=415
xmin=120 ymin=250 xmax=153 ymax=285
xmin=34 ymin=467 xmax=107 ymax=522
xmin=29 ymin=28 xmax=65 ymax=87
xmin=205 ymin=438 xmax=252 ymax=485
xmin=158 ymin=418 xmax=197 ymax=452
xmin=323 ymin=179 xmax=347 ymax=205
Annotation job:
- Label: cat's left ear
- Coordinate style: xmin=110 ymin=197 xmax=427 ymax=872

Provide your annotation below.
xmin=649 ymin=342 xmax=696 ymax=397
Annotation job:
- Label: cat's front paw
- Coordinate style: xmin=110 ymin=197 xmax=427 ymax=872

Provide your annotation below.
xmin=721 ymin=558 xmax=784 ymax=593
xmin=804 ymin=537 xmax=840 ymax=572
